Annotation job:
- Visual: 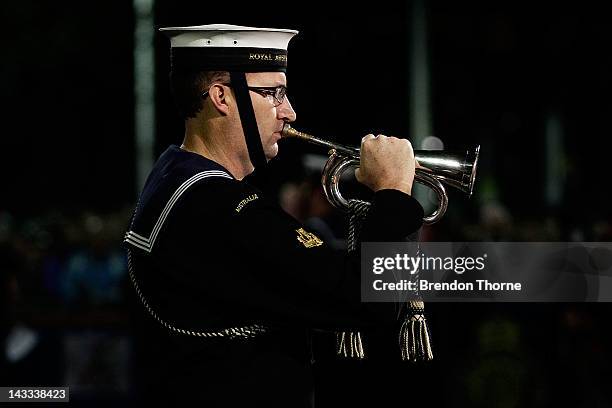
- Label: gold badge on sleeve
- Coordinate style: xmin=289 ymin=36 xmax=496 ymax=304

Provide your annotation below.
xmin=296 ymin=228 xmax=323 ymax=248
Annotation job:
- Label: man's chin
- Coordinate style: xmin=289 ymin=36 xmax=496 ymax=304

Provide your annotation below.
xmin=266 ymin=144 xmax=279 ymax=160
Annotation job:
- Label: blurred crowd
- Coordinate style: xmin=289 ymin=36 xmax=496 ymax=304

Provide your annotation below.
xmin=0 ymin=208 xmax=132 ymax=313
xmin=1 ymin=170 xmax=611 ymax=405
xmin=0 ymin=208 xmax=133 ymax=400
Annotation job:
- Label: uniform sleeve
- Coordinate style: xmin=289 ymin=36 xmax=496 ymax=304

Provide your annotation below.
xmin=360 ymin=189 xmax=424 ymax=241
xmin=172 ymin=180 xmax=424 ymax=331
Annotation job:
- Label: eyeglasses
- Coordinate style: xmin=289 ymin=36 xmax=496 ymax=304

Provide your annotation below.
xmin=202 ymin=83 xmax=288 ymax=107
xmin=247 ymin=86 xmax=288 ymax=107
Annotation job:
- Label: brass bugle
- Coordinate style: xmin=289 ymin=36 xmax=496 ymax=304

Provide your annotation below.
xmin=281 ymin=124 xmax=480 ymax=224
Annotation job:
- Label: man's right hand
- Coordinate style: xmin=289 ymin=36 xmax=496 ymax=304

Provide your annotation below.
xmin=354 ymin=134 xmax=416 ymax=195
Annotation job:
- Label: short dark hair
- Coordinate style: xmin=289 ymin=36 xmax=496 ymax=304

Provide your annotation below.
xmin=169 ymin=70 xmax=230 ymax=120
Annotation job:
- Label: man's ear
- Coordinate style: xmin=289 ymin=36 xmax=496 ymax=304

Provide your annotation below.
xmin=208 ymin=84 xmax=231 ymax=115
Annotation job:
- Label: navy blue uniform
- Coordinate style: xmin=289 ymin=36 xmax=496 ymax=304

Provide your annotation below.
xmin=125 ymin=145 xmax=423 ymax=406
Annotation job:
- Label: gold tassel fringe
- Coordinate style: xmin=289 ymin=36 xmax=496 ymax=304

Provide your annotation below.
xmin=399 ymin=301 xmax=433 ymax=361
xmin=336 ymin=331 xmax=365 ymax=359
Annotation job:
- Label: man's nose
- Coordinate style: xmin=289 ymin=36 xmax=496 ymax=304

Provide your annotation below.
xmin=277 ymin=97 xmax=297 ymax=123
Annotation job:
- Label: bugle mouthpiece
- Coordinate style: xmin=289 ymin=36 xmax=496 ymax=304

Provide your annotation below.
xmin=281 ymin=124 xmax=311 ymax=140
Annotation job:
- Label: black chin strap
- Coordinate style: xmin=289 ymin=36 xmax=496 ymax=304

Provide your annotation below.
xmin=229 ymin=71 xmax=267 ymax=170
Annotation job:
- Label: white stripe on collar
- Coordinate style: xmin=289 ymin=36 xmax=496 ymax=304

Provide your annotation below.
xmin=124 ymin=170 xmax=232 ymax=253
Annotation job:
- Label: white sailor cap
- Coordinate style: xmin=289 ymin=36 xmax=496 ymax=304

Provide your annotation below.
xmin=159 ymin=24 xmax=299 ymax=72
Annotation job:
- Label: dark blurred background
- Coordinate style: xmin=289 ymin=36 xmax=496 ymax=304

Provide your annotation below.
xmin=1 ymin=1 xmax=611 ymax=406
